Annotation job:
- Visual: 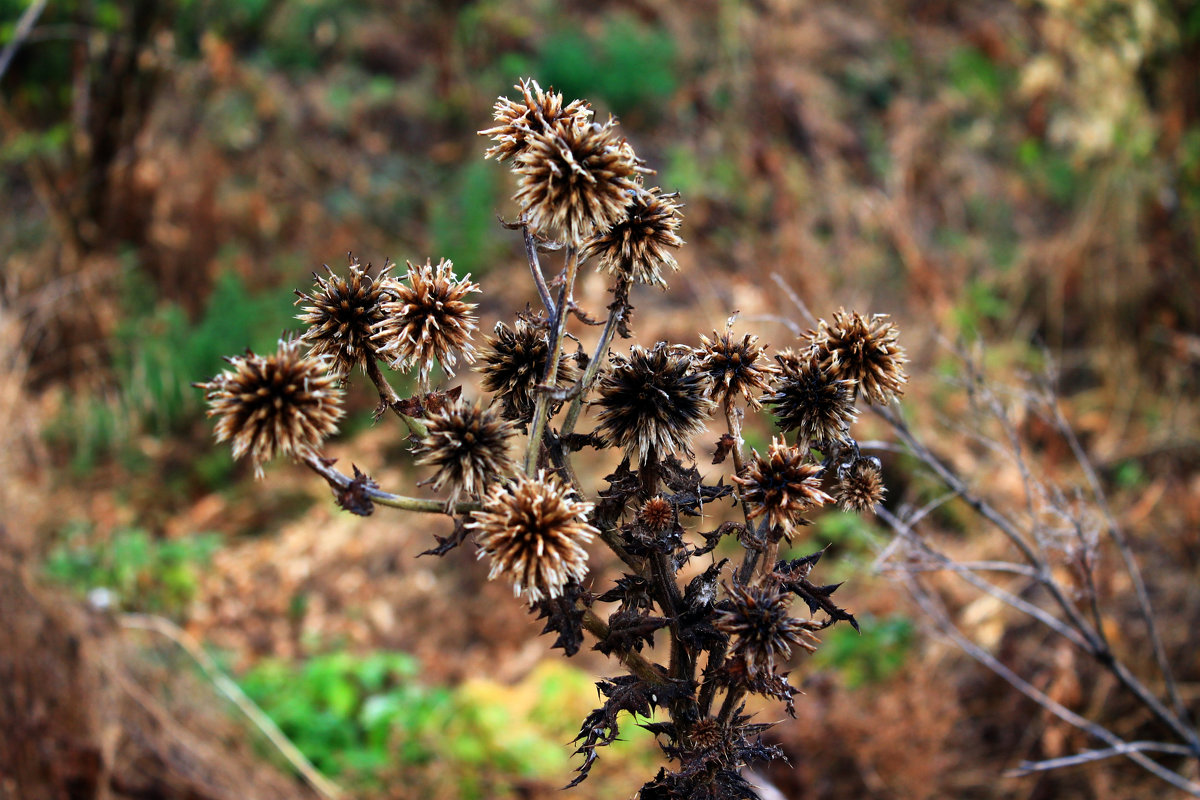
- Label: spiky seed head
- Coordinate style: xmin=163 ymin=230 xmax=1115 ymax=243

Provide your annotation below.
xmin=412 ymin=398 xmax=517 ymax=508
xmin=696 ymin=325 xmax=777 ymax=410
xmin=835 ymin=456 xmax=886 ymax=512
xmin=732 ymin=437 xmax=832 ymax=539
xmin=479 ymin=78 xmax=593 ymax=163
xmin=196 ymin=338 xmax=343 ymax=477
xmin=763 ymin=350 xmax=858 ymax=446
xmin=715 ymin=583 xmax=818 ymax=678
xmin=470 ymin=470 xmax=598 ymax=603
xmin=595 ymin=342 xmax=715 ymax=464
xmin=581 ymin=186 xmax=684 ymax=287
xmin=477 ymin=317 xmax=582 ymax=422
xmin=809 ymin=309 xmax=907 ymax=405
xmin=638 ymin=496 xmax=674 ymax=532
xmin=294 ymin=254 xmax=393 ymax=380
xmin=513 ymin=118 xmax=641 ymax=244
xmin=371 ymin=258 xmax=479 ymax=391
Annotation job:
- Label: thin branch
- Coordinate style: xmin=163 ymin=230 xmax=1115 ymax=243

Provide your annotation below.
xmin=0 ymin=0 xmax=49 ymax=82
xmin=1012 ymin=741 xmax=1198 ymax=775
xmin=559 ymin=299 xmax=622 ymax=439
xmin=523 ymin=224 xmax=556 ymax=315
xmin=526 ymin=245 xmax=578 ymax=475
xmin=304 ymin=455 xmax=478 ymax=514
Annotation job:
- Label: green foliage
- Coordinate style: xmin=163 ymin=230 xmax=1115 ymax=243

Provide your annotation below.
xmin=430 ymin=159 xmax=504 ymax=277
xmin=812 ymin=614 xmax=915 ymax=688
xmin=44 ymin=526 xmax=220 ymax=616
xmin=946 ymin=47 xmax=1012 ymax=106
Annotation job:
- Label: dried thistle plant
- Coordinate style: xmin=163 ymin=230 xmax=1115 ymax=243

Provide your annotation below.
xmin=197 ymin=79 xmax=908 ymax=800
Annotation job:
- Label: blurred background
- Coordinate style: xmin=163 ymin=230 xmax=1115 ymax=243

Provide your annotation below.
xmin=2 ymin=1 xmax=1199 ymax=798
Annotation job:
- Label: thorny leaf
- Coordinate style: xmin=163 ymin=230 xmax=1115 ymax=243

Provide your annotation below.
xmin=596 ymin=573 xmax=655 ymax=612
xmin=677 ymin=559 xmax=729 ymax=653
xmin=418 ymin=516 xmax=471 ymax=557
xmin=594 ymin=459 xmax=640 ymax=530
xmin=693 ymin=521 xmax=743 ymax=558
xmin=533 ymin=580 xmax=591 ymax=656
xmin=777 ymin=560 xmax=859 ymax=632
xmin=712 ymin=433 xmax=736 ymax=465
xmin=395 ymin=385 xmax=463 ymax=419
xmin=334 ymin=465 xmax=378 ymax=516
xmin=610 ymin=275 xmax=634 ymax=339
xmin=562 ymin=431 xmax=605 ymax=452
xmin=660 ymin=455 xmax=734 ymax=516
xmin=594 ymin=609 xmax=670 ymax=656
xmin=641 ymin=710 xmax=787 ymax=800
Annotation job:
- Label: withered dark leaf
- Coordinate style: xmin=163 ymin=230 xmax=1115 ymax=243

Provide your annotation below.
xmin=335 ymin=465 xmax=378 ymax=516
xmin=694 ymin=521 xmax=743 ymax=558
xmin=532 ymin=580 xmax=591 ymax=656
xmin=594 ymin=609 xmax=670 ymax=656
xmin=596 ymin=573 xmax=655 ymax=612
xmin=712 ymin=433 xmax=736 ymax=465
xmin=782 ymin=574 xmax=859 ymax=632
xmin=594 ymin=459 xmax=640 ymax=530
xmin=418 ymin=516 xmax=471 ymax=557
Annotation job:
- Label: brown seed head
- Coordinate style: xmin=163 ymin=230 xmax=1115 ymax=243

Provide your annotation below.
xmin=479 ymin=78 xmax=593 ymax=163
xmin=196 ymin=338 xmax=343 ymax=477
xmin=715 ymin=583 xmax=817 ymax=678
xmin=835 ymin=456 xmax=886 ymax=512
xmin=638 ymin=496 xmax=675 ymax=532
xmin=696 ymin=325 xmax=776 ymax=410
xmin=413 ymin=398 xmax=517 ymax=508
xmin=371 ymin=258 xmax=479 ymax=390
xmin=582 ymin=186 xmax=683 ymax=287
xmin=595 ymin=343 xmax=714 ymax=464
xmin=809 ymin=309 xmax=907 ymax=405
xmin=294 ymin=254 xmax=393 ymax=380
xmin=470 ymin=470 xmax=598 ymax=603
xmin=763 ymin=349 xmax=857 ymax=446
xmin=733 ymin=437 xmax=832 ymax=539
xmin=513 ymin=118 xmax=641 ymax=244
xmin=477 ymin=316 xmax=582 ymax=422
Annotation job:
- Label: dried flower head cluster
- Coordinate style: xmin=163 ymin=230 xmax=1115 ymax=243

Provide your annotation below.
xmin=715 ymin=583 xmax=819 ymax=678
xmin=294 ymin=255 xmax=393 ymax=379
xmin=835 ymin=455 xmax=886 ymax=512
xmin=480 ymin=78 xmax=593 ymax=163
xmin=810 ymin=308 xmax=907 ymax=405
xmin=372 ymin=258 xmax=479 ymax=389
xmin=764 ymin=349 xmax=858 ymax=446
xmin=595 ymin=343 xmax=714 ymax=464
xmin=697 ymin=325 xmax=776 ymax=409
xmin=196 ymin=338 xmax=343 ymax=476
xmin=470 ymin=471 xmax=598 ymax=602
xmin=478 ymin=316 xmax=581 ymax=422
xmin=582 ymin=186 xmax=684 ymax=287
xmin=733 ymin=437 xmax=832 ymax=540
xmin=412 ymin=399 xmax=517 ymax=508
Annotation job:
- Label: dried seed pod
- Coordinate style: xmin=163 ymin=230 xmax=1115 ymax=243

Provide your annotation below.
xmin=582 ymin=186 xmax=683 ymax=287
xmin=196 ymin=338 xmax=343 ymax=477
xmin=733 ymin=437 xmax=832 ymax=539
xmin=413 ymin=398 xmax=517 ymax=508
xmin=479 ymin=78 xmax=593 ymax=163
xmin=513 ymin=118 xmax=640 ymax=244
xmin=809 ymin=309 xmax=907 ymax=405
xmin=637 ymin=496 xmax=675 ymax=533
xmin=470 ymin=470 xmax=598 ymax=603
xmin=715 ymin=583 xmax=819 ymax=678
xmin=371 ymin=258 xmax=479 ymax=390
xmin=835 ymin=455 xmax=886 ymax=512
xmin=294 ymin=254 xmax=393 ymax=379
xmin=477 ymin=317 xmax=581 ymax=422
xmin=763 ymin=349 xmax=857 ymax=446
xmin=696 ymin=325 xmax=776 ymax=410
xmin=594 ymin=342 xmax=714 ymax=464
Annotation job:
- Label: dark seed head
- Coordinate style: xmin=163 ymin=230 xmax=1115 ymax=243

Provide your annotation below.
xmin=763 ymin=349 xmax=857 ymax=446
xmin=582 ymin=186 xmax=684 ymax=288
xmin=715 ymin=583 xmax=819 ymax=678
xmin=733 ymin=437 xmax=832 ymax=539
xmin=477 ymin=316 xmax=581 ymax=422
xmin=835 ymin=455 xmax=886 ymax=512
xmin=809 ymin=309 xmax=907 ymax=405
xmin=294 ymin=254 xmax=393 ymax=380
xmin=479 ymin=78 xmax=593 ymax=164
xmin=412 ymin=398 xmax=517 ymax=508
xmin=696 ymin=325 xmax=776 ymax=410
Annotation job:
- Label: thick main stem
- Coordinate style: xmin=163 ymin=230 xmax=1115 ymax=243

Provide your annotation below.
xmin=525 ymin=245 xmax=578 ymax=475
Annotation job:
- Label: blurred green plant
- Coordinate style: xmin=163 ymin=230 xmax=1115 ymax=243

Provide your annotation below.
xmin=44 ymin=526 xmax=221 ymax=616
xmin=812 ymin=613 xmax=914 ymax=688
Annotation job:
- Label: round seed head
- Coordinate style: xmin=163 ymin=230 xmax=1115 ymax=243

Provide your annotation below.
xmin=638 ymin=496 xmax=675 ymax=532
xmin=696 ymin=325 xmax=777 ymax=410
xmin=413 ymin=398 xmax=517 ymax=508
xmin=582 ymin=186 xmax=683 ymax=287
xmin=294 ymin=254 xmax=393 ymax=380
xmin=594 ymin=343 xmax=715 ymax=464
xmin=371 ymin=258 xmax=479 ymax=390
xmin=715 ymin=583 xmax=817 ymax=678
xmin=513 ymin=117 xmax=641 ymax=244
xmin=732 ymin=437 xmax=832 ymax=539
xmin=196 ymin=338 xmax=343 ymax=477
xmin=763 ymin=349 xmax=857 ymax=446
xmin=479 ymin=78 xmax=593 ymax=163
xmin=470 ymin=470 xmax=598 ymax=603
xmin=477 ymin=316 xmax=582 ymax=422
xmin=809 ymin=309 xmax=907 ymax=405
xmin=835 ymin=456 xmax=886 ymax=512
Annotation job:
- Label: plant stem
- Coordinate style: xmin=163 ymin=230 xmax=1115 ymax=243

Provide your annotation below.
xmin=525 ymin=245 xmax=578 ymax=475
xmin=560 ymin=300 xmax=622 ymax=439
xmin=304 ymin=455 xmax=477 ymax=514
xmin=365 ymin=358 xmax=427 ymax=437
xmin=582 ymin=608 xmax=668 ymax=685
xmin=523 ymin=225 xmax=556 ymax=315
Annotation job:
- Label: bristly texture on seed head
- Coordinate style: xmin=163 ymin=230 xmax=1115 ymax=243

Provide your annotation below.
xmin=513 ymin=118 xmax=642 ymax=244
xmin=594 ymin=342 xmax=715 ymax=464
xmin=696 ymin=324 xmax=777 ymax=410
xmin=809 ymin=309 xmax=907 ymax=405
xmin=477 ymin=316 xmax=582 ymax=422
xmin=763 ymin=349 xmax=858 ymax=446
xmin=479 ymin=78 xmax=593 ymax=163
xmin=196 ymin=338 xmax=344 ymax=477
xmin=470 ymin=470 xmax=598 ymax=603
xmin=371 ymin=258 xmax=479 ymax=391
xmin=581 ymin=185 xmax=683 ymax=287
xmin=835 ymin=455 xmax=886 ymax=512
xmin=715 ymin=583 xmax=819 ymax=678
xmin=412 ymin=398 xmax=517 ymax=509
xmin=294 ymin=254 xmax=393 ymax=380
xmin=732 ymin=437 xmax=832 ymax=539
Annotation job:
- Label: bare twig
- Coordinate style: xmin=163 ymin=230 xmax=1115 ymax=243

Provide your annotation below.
xmin=304 ymin=455 xmax=478 ymax=514
xmin=0 ymin=0 xmax=49 ymax=82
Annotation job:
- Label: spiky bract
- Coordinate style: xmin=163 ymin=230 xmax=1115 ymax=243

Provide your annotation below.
xmin=470 ymin=470 xmax=598 ymax=603
xmin=413 ymin=398 xmax=517 ymax=508
xmin=732 ymin=437 xmax=832 ymax=539
xmin=582 ymin=186 xmax=683 ymax=287
xmin=295 ymin=254 xmax=393 ymax=379
xmin=480 ymin=78 xmax=594 ymax=163
xmin=371 ymin=258 xmax=479 ymax=390
xmin=197 ymin=339 xmax=343 ymax=476
xmin=696 ymin=327 xmax=776 ymax=410
xmin=715 ymin=583 xmax=818 ymax=678
xmin=477 ymin=317 xmax=581 ymax=422
xmin=594 ymin=343 xmax=714 ymax=464
xmin=810 ymin=309 xmax=907 ymax=405
xmin=835 ymin=456 xmax=886 ymax=512
xmin=763 ymin=350 xmax=857 ymax=446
